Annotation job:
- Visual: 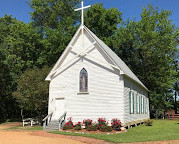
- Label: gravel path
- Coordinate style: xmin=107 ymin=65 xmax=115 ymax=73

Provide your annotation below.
xmin=0 ymin=131 xmax=84 ymax=144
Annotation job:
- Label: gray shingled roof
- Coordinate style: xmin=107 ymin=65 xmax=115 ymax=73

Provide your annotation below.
xmin=84 ymin=25 xmax=148 ymax=91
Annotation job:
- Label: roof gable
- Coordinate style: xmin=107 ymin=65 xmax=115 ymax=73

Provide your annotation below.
xmin=46 ymin=25 xmax=148 ymax=91
xmin=45 ymin=25 xmax=82 ymax=80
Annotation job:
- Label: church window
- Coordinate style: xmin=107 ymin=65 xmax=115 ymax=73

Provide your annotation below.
xmin=140 ymin=95 xmax=142 ymax=114
xmin=143 ymin=97 xmax=145 ymax=114
xmin=129 ymin=91 xmax=134 ymax=114
xmin=141 ymin=96 xmax=144 ymax=114
xmin=136 ymin=94 xmax=139 ymax=114
xmin=79 ymin=68 xmax=88 ymax=92
xmin=145 ymin=98 xmax=146 ymax=114
xmin=145 ymin=98 xmax=148 ymax=114
xmin=132 ymin=92 xmax=134 ymax=114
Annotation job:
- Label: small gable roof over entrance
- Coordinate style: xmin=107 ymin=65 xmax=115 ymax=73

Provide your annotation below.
xmin=46 ymin=25 xmax=148 ymax=91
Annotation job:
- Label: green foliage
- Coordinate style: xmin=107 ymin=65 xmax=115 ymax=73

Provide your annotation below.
xmin=74 ymin=125 xmax=82 ymax=130
xmin=50 ymin=120 xmax=179 ymax=143
xmin=111 ymin=118 xmax=122 ymax=131
xmin=112 ymin=5 xmax=179 ymax=114
xmin=83 ymin=119 xmax=92 ymax=128
xmin=13 ymin=66 xmax=50 ymax=119
xmin=0 ymin=51 xmax=11 ymax=121
xmin=29 ymin=0 xmax=80 ymax=29
xmin=63 ymin=125 xmax=73 ymax=130
xmin=97 ymin=118 xmax=107 ymax=128
xmin=86 ymin=123 xmax=97 ymax=131
xmin=0 ymin=15 xmax=22 ymax=121
xmin=4 ymin=22 xmax=44 ymax=76
xmin=28 ymin=0 xmax=80 ymax=65
xmin=100 ymin=125 xmax=112 ymax=132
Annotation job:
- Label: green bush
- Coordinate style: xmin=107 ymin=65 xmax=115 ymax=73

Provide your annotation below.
xmin=97 ymin=118 xmax=108 ymax=130
xmin=74 ymin=122 xmax=82 ymax=130
xmin=111 ymin=118 xmax=122 ymax=131
xmin=100 ymin=125 xmax=112 ymax=132
xmin=74 ymin=125 xmax=81 ymax=130
xmin=145 ymin=119 xmax=153 ymax=126
xmin=86 ymin=124 xmax=97 ymax=131
xmin=63 ymin=124 xmax=73 ymax=130
xmin=83 ymin=119 xmax=92 ymax=128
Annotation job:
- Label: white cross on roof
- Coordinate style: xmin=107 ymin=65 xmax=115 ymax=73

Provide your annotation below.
xmin=75 ymin=1 xmax=91 ymax=26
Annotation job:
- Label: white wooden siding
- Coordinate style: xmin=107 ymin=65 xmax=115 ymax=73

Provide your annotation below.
xmin=123 ymin=76 xmax=150 ymax=124
xmin=48 ymin=29 xmax=125 ymax=123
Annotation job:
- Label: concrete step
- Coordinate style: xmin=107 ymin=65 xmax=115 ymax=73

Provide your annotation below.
xmin=45 ymin=127 xmax=59 ymax=130
xmin=44 ymin=121 xmax=60 ymax=130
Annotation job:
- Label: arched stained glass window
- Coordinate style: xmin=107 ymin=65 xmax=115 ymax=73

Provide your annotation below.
xmin=80 ymin=68 xmax=88 ymax=92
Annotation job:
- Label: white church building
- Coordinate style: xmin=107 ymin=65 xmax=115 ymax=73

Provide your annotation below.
xmin=43 ymin=1 xmax=150 ymax=130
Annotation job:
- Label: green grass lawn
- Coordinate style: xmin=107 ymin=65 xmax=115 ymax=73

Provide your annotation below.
xmin=7 ymin=125 xmax=43 ymax=131
xmin=50 ymin=120 xmax=179 ymax=143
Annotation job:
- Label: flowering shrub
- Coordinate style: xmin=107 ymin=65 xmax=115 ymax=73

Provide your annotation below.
xmin=63 ymin=124 xmax=73 ymax=130
xmin=98 ymin=118 xmax=107 ymax=126
xmin=100 ymin=125 xmax=112 ymax=132
xmin=74 ymin=122 xmax=82 ymax=127
xmin=86 ymin=123 xmax=97 ymax=131
xmin=74 ymin=122 xmax=82 ymax=130
xmin=65 ymin=117 xmax=73 ymax=126
xmin=111 ymin=118 xmax=122 ymax=131
xmin=62 ymin=117 xmax=123 ymax=132
xmin=97 ymin=118 xmax=108 ymax=130
xmin=63 ymin=117 xmax=73 ymax=130
xmin=83 ymin=119 xmax=93 ymax=128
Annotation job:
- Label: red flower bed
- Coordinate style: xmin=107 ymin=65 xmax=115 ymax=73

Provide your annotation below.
xmin=83 ymin=119 xmax=93 ymax=128
xmin=111 ymin=118 xmax=122 ymax=131
xmin=62 ymin=117 xmax=122 ymax=132
xmin=63 ymin=117 xmax=73 ymax=130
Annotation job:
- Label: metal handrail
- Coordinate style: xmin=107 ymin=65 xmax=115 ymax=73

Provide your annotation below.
xmin=43 ymin=112 xmax=53 ymax=130
xmin=42 ymin=112 xmax=53 ymax=121
xmin=58 ymin=112 xmax=67 ymax=121
xmin=58 ymin=112 xmax=67 ymax=129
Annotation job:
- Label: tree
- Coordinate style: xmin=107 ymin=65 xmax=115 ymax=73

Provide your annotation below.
xmin=29 ymin=0 xmax=80 ymax=29
xmin=112 ymin=5 xmax=179 ymax=116
xmin=0 ymin=51 xmax=11 ymax=122
xmin=28 ymin=0 xmax=81 ymax=65
xmin=0 ymin=15 xmax=22 ymax=121
xmin=13 ymin=66 xmax=50 ymax=121
xmin=0 ymin=15 xmax=46 ymax=79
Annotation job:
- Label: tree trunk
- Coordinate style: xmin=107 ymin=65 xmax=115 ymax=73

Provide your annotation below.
xmin=21 ymin=109 xmax=24 ymax=120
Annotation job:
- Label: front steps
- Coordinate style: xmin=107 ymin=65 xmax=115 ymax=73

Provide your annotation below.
xmin=44 ymin=121 xmax=59 ymax=131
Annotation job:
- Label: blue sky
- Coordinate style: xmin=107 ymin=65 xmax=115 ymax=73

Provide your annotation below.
xmin=0 ymin=0 xmax=178 ymax=26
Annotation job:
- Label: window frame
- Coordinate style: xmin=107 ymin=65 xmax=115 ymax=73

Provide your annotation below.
xmin=136 ymin=94 xmax=138 ymax=114
xmin=79 ymin=68 xmax=88 ymax=93
xmin=129 ymin=91 xmax=134 ymax=114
